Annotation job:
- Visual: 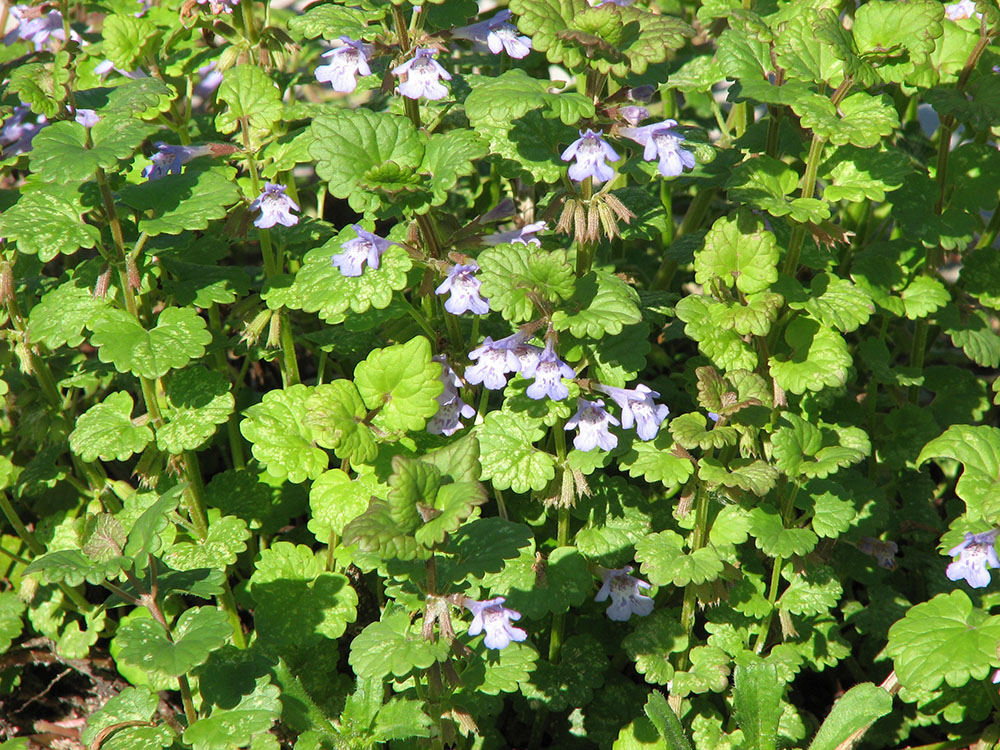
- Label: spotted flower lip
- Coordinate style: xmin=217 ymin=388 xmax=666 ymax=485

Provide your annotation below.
xmin=141 ymin=142 xmax=214 ymax=181
xmin=594 ymin=566 xmax=654 ymax=621
xmin=946 ymin=529 xmax=1000 ymax=588
xmin=392 ymin=48 xmax=452 ymax=100
xmin=330 ymin=225 xmax=397 ymax=277
xmin=522 ymin=340 xmax=575 ymax=401
xmin=560 ymin=129 xmax=620 ymax=184
xmin=250 ymin=183 xmax=300 ymax=229
xmin=482 ymin=220 xmax=546 ymax=247
xmin=435 ymin=263 xmax=490 ymax=315
xmin=565 ymin=398 xmax=619 ymax=452
xmin=618 ymin=120 xmax=696 ymax=178
xmin=595 ymin=383 xmax=669 ymax=441
xmin=452 ymin=10 xmax=532 ymax=59
xmin=463 ymin=596 xmax=527 ymax=650
xmin=315 ymin=37 xmax=372 ymax=93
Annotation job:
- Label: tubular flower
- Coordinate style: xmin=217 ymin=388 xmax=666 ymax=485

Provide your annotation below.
xmin=464 ymin=596 xmax=527 ymax=650
xmin=315 ymin=37 xmax=372 ymax=93
xmin=331 ymin=225 xmax=396 ymax=277
xmin=618 ymin=120 xmax=696 ymax=178
xmin=436 ymin=263 xmax=490 ymax=315
xmin=392 ymin=48 xmax=452 ymax=100
xmin=857 ymin=537 xmax=899 ymax=570
xmin=4 ymin=5 xmax=81 ymax=49
xmin=595 ymin=566 xmax=654 ymax=621
xmin=945 ymin=0 xmax=981 ymax=19
xmin=0 ymin=106 xmax=47 ymax=157
xmin=142 ymin=142 xmax=214 ymax=181
xmin=946 ymin=530 xmax=1000 ymax=588
xmin=250 ymin=183 xmax=300 ymax=229
xmin=466 ymin=333 xmax=527 ymax=390
xmin=195 ymin=0 xmax=239 ymax=14
xmin=596 ymin=383 xmax=669 ymax=440
xmin=565 ymin=398 xmax=619 ymax=452
xmin=428 ymin=355 xmax=475 ymax=436
xmin=523 ymin=340 xmax=575 ymax=401
xmin=561 ymin=129 xmax=620 ymax=184
xmin=483 ymin=220 xmax=547 ymax=247
xmin=452 ymin=10 xmax=532 ymax=59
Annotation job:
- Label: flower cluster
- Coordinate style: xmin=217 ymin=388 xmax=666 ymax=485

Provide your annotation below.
xmin=619 ymin=120 xmax=697 ymax=178
xmin=561 ymin=123 xmax=696 ymax=184
xmin=428 ymin=356 xmax=475 ymax=437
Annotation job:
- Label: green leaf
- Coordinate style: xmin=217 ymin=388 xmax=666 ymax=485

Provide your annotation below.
xmin=124 ymin=487 xmax=184 ymax=559
xmin=69 ymin=391 xmax=154 ymax=462
xmin=636 ymin=531 xmax=724 ymax=587
xmin=7 ymin=56 xmax=70 ymax=118
xmin=772 ymin=414 xmax=869 ymax=479
xmin=439 ymin=516 xmax=533 ymax=585
xmin=0 ymin=186 xmax=101 ymax=261
xmin=459 ymin=641 xmax=538 ymax=697
xmin=82 ymin=514 xmax=127 ymax=562
xmin=484 ymin=546 xmax=591 ymax=619
xmin=675 ymin=295 xmax=757 ymax=371
xmin=715 ymin=292 xmax=783 ymax=337
xmin=465 ymin=69 xmax=595 ymax=126
xmin=29 ymin=118 xmax=156 ymax=185
xmin=520 ymin=634 xmax=607 ymax=711
xmin=183 ymin=676 xmax=282 ymax=750
xmin=308 ymin=469 xmax=384 ymax=543
xmin=81 ymin=686 xmax=175 ymax=750
xmin=478 ymin=244 xmax=575 ymax=323
xmin=215 ymin=65 xmax=283 ymax=150
xmin=116 ymin=607 xmax=232 ymax=676
xmin=726 ymin=156 xmax=831 ymax=223
xmin=782 ymin=273 xmax=874 ymax=333
xmin=119 ymin=169 xmax=242 ymax=236
xmin=353 ymin=337 xmax=443 ymax=433
xmin=732 ymin=662 xmax=782 ymax=750
xmin=161 ymin=257 xmax=252 ymax=307
xmin=617 ymin=433 xmax=694 ymax=488
xmin=768 ymin=317 xmax=851 ymax=394
xmin=240 ymin=385 xmax=329 ymax=484
xmin=341 ymin=496 xmax=421 ymax=561
xmin=310 ymin=110 xmax=423 ymax=214
xmin=808 ymin=683 xmax=893 ymax=750
xmin=851 ymin=0 xmax=943 ymax=84
xmin=266 ymin=225 xmax=412 ymax=322
xmin=23 ymin=549 xmax=128 ymax=587
xmin=477 ymin=411 xmax=556 ymax=493
xmin=0 ymin=592 xmax=25 ymax=654
xmin=420 ymin=130 xmax=487 ymax=208
xmin=792 ymin=92 xmax=899 ymax=148
xmin=670 ymin=413 xmax=738 ymax=451
xmin=940 ymin=304 xmax=1000 ymax=368
xmin=694 ymin=210 xmax=779 ymax=295
xmin=249 ymin=542 xmax=358 ymax=644
xmin=887 ymin=590 xmax=1000 ymax=691
xmin=901 ymin=276 xmax=950 ymax=319
xmin=963 ymin=247 xmax=1000 ymax=311
xmin=798 ymin=479 xmax=856 ymax=538
xmin=467 ymin=105 xmax=575 ymax=183
xmin=698 ymin=458 xmax=778 ymax=496
xmin=89 ymin=307 xmax=212 ymax=379
xmin=777 ymin=564 xmax=842 ymax=616
xmin=157 ymin=367 xmax=234 ymax=453
xmin=748 ymin=506 xmax=818 ymax=557
xmin=303 ymin=381 xmax=378 ymax=465
xmin=349 ymin=611 xmax=450 ymax=680
xmin=286 ymin=3 xmax=381 ymax=40
xmin=27 ymin=279 xmax=109 ymax=349
xmin=164 ymin=516 xmax=250 ymax=571
xmin=372 ymin=698 xmax=434 ymax=741
xmin=821 ymin=145 xmax=910 ymax=203
xmin=623 ymin=610 xmax=688 ymax=685
xmin=552 ymin=270 xmax=641 ymax=339
xmin=103 ymin=14 xmax=159 ymax=69
xmin=644 ymin=690 xmax=693 ymax=750
xmin=917 ymin=425 xmax=1000 ymax=523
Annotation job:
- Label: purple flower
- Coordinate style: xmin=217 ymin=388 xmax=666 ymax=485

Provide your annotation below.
xmin=142 ymin=142 xmax=214 ymax=180
xmin=330 ymin=225 xmax=396 ymax=277
xmin=466 ymin=333 xmax=526 ymax=390
xmin=993 ymin=668 xmax=1000 ymax=684
xmin=857 ymin=537 xmax=898 ymax=570
xmin=250 ymin=183 xmax=300 ymax=229
xmin=596 ymin=383 xmax=669 ymax=441
xmin=93 ymin=59 xmax=147 ymax=80
xmin=945 ymin=0 xmax=981 ymax=20
xmin=483 ymin=220 xmax=546 ymax=247
xmin=707 ymin=411 xmax=720 ymax=423
xmin=72 ymin=108 xmax=99 ymax=128
xmin=4 ymin=5 xmax=80 ymax=49
xmin=619 ymin=120 xmax=696 ymax=178
xmin=193 ymin=62 xmax=224 ymax=106
xmin=522 ymin=340 xmax=575 ymax=401
xmin=619 ymin=105 xmax=650 ymax=126
xmin=565 ymin=398 xmax=619 ymax=452
xmin=463 ymin=596 xmax=527 ymax=649
xmin=561 ymin=129 xmax=620 ymax=184
xmin=946 ymin=530 xmax=1000 ymax=588
xmin=392 ymin=48 xmax=452 ymax=100
xmin=315 ymin=37 xmax=372 ymax=94
xmin=595 ymin=566 xmax=654 ymax=621
xmin=0 ymin=105 xmax=46 ymax=157
xmin=195 ymin=0 xmax=238 ymax=14
xmin=428 ymin=355 xmax=475 ymax=436
xmin=452 ymin=11 xmax=532 ymax=59
xmin=436 ymin=263 xmax=489 ymax=315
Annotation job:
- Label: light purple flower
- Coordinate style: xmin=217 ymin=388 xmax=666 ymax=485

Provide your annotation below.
xmin=466 ymin=333 xmax=526 ymax=390
xmin=452 ymin=10 xmax=532 ymax=59
xmin=463 ymin=596 xmax=527 ymax=650
xmin=993 ymin=668 xmax=1000 ymax=684
xmin=436 ymin=263 xmax=489 ymax=315
xmin=619 ymin=120 xmax=696 ymax=178
xmin=561 ymin=129 xmax=619 ymax=184
xmin=945 ymin=0 xmax=981 ymax=20
xmin=392 ymin=48 xmax=452 ymax=100
xmin=250 ymin=183 xmax=300 ymax=229
xmin=428 ymin=355 xmax=475 ymax=436
xmin=857 ymin=537 xmax=898 ymax=570
xmin=619 ymin=105 xmax=649 ymax=126
xmin=134 ymin=0 xmax=152 ymax=17
xmin=707 ymin=411 xmax=720 ymax=423
xmin=523 ymin=340 xmax=575 ymax=401
xmin=596 ymin=383 xmax=669 ymax=441
xmin=946 ymin=530 xmax=1000 ymax=588
xmin=0 ymin=105 xmax=46 ymax=156
xmin=315 ymin=37 xmax=372 ymax=94
xmin=195 ymin=0 xmax=238 ymax=14
xmin=565 ymin=398 xmax=619 ymax=452
xmin=73 ymin=108 xmax=99 ymax=128
xmin=595 ymin=566 xmax=654 ymax=621
xmin=193 ymin=62 xmax=224 ymax=105
xmin=4 ymin=5 xmax=80 ymax=49
xmin=482 ymin=220 xmax=546 ymax=247
xmin=93 ymin=59 xmax=147 ymax=80
xmin=142 ymin=142 xmax=214 ymax=180
xmin=330 ymin=225 xmax=396 ymax=277
xmin=590 ymin=0 xmax=634 ymax=5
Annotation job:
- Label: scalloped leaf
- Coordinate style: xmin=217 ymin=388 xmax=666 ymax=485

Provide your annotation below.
xmin=478 ymin=243 xmax=575 ymax=323
xmin=69 ymin=391 xmax=154 ymax=462
xmin=89 ymin=307 xmax=212 ymax=379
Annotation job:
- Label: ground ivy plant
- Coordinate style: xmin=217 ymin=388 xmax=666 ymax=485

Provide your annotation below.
xmin=1 ymin=0 xmax=1000 ymax=747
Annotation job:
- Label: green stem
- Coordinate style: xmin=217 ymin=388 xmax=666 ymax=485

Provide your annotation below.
xmin=278 ymin=311 xmax=301 ymax=386
xmin=676 ymin=483 xmax=710 ymax=671
xmin=548 ymin=506 xmax=571 ymax=664
xmin=219 ymin=577 xmax=248 ymax=649
xmin=781 ymin=134 xmax=826 ymax=276
xmin=238 ymin=0 xmax=259 ymax=46
xmin=908 ymin=319 xmax=929 ymax=404
xmin=180 ymin=450 xmax=210 ymax=540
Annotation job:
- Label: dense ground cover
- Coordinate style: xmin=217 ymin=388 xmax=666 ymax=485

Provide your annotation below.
xmin=1 ymin=0 xmax=1000 ymax=747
